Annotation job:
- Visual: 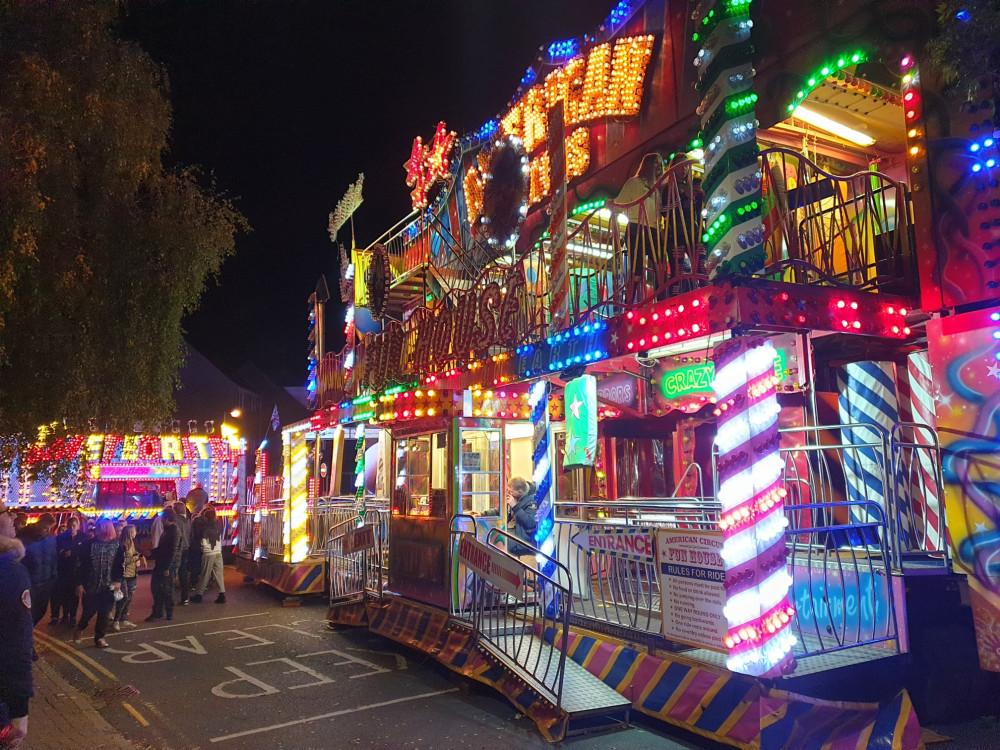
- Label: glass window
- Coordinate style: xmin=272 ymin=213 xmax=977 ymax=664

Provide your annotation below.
xmin=394 ymin=432 xmax=447 ymax=517
xmin=459 ymin=428 xmax=502 ymax=516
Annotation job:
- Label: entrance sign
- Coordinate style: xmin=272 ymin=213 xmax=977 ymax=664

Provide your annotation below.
xmin=657 ymin=529 xmax=727 ymax=653
xmin=571 ymin=526 xmax=655 ymax=563
xmin=458 ymin=534 xmax=524 ymax=600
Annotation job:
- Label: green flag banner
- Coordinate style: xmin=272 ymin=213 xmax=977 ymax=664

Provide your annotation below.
xmin=564 ymin=375 xmax=597 ymax=469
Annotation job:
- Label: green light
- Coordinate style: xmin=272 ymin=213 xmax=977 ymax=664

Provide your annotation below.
xmin=821 ymin=67 xmax=830 ymax=75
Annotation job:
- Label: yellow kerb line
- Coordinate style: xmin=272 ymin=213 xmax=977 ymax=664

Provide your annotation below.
xmin=34 ymin=629 xmax=119 ymax=681
xmin=122 ymin=702 xmax=150 ymax=727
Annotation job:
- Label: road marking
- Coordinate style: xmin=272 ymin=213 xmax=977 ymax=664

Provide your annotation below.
xmin=101 ymin=612 xmax=270 ymax=636
xmin=345 ymin=646 xmax=408 ymax=670
xmin=35 ymin=630 xmax=118 ymax=681
xmin=209 ymin=688 xmax=460 ymax=742
xmin=122 ymin=702 xmax=150 ymax=727
xmin=37 ymin=640 xmax=100 ymax=683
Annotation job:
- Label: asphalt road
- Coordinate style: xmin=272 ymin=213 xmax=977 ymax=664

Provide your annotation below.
xmin=36 ymin=566 xmax=720 ymax=750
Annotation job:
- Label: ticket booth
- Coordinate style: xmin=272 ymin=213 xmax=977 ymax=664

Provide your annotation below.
xmin=387 ymin=416 xmax=541 ymax=608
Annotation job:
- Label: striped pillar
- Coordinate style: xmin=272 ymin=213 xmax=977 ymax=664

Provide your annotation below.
xmin=713 ymin=337 xmax=795 ymax=677
xmin=837 ymin=362 xmax=900 ymax=540
xmin=693 ymin=0 xmax=765 ymax=278
xmin=896 ymin=351 xmax=942 ymax=550
xmin=547 ymin=101 xmax=570 ymax=330
xmin=529 ymin=380 xmax=554 ymax=575
xmin=353 ymin=423 xmax=366 ymax=525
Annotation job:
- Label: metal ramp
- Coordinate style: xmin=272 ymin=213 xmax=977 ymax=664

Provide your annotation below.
xmin=454 ymin=525 xmax=631 ymax=740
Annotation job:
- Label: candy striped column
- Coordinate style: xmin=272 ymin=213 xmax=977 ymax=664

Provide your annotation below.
xmin=713 ymin=337 xmax=795 ymax=677
xmin=529 ymin=380 xmax=554 ymax=575
xmin=900 ymin=351 xmax=942 ymax=550
xmin=837 ymin=362 xmax=900 ymax=539
xmin=694 ymin=0 xmax=765 ymax=278
xmin=548 ymin=101 xmax=570 ymax=330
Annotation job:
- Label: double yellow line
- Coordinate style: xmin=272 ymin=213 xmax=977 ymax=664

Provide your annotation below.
xmin=33 ymin=629 xmax=149 ymax=727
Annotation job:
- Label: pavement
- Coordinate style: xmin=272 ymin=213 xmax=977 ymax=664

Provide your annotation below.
xmin=26 ymin=651 xmax=150 ymax=750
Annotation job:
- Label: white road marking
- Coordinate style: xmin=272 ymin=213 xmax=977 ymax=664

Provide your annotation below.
xmin=344 ymin=646 xmax=408 ymax=670
xmin=102 ymin=612 xmax=270 ymax=636
xmin=204 ymin=629 xmax=275 ymax=649
xmin=209 ymin=688 xmax=460 ymax=742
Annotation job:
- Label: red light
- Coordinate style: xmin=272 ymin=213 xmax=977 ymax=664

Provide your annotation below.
xmin=797 ymin=315 xmax=806 ymax=324
xmin=652 ymin=313 xmax=659 ymax=321
xmin=639 ymin=317 xmax=646 ymax=325
xmin=837 ymin=300 xmax=846 ymax=309
xmin=692 ymin=299 xmax=701 ymax=307
xmin=638 ymin=338 xmax=646 ymax=347
xmin=887 ymin=306 xmax=895 ymax=314
xmin=842 ymin=320 xmax=850 ymax=327
xmin=664 ymin=309 xmax=672 ymax=317
xmin=850 ymin=301 xmax=858 ymax=310
xmin=779 ymin=292 xmax=789 ymax=301
xmin=892 ymin=326 xmax=900 ymax=333
xmin=904 ymin=91 xmax=915 ymax=102
xmin=692 ymin=324 xmax=701 ymax=333
xmin=627 ymin=342 xmax=635 ymax=350
xmin=899 ymin=308 xmax=907 ymax=315
xmin=678 ymin=304 xmax=685 ymax=313
xmin=901 ymin=55 xmax=913 ymax=69
xmin=906 ymin=110 xmax=917 ymax=120
xmin=677 ymin=328 xmax=685 ymax=336
xmin=651 ymin=335 xmax=659 ymax=343
xmin=853 ymin=321 xmax=861 ymax=329
xmin=904 ymin=327 xmax=911 ymax=335
xmin=627 ymin=311 xmax=634 ymax=320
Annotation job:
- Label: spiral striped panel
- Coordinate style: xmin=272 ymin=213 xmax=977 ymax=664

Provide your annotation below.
xmin=906 ymin=351 xmax=942 ymax=550
xmin=837 ymin=362 xmax=899 ymax=537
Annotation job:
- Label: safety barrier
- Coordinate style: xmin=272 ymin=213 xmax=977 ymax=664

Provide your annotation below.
xmin=328 ymin=508 xmax=389 ymax=604
xmin=236 ymin=510 xmax=254 ymax=556
xmin=552 ymin=498 xmax=719 ymax=637
xmin=451 ymin=525 xmax=572 ymax=712
xmin=786 ymin=499 xmax=901 ymax=657
xmin=307 ymin=496 xmax=385 ymax=556
xmin=890 ymin=423 xmax=949 ymax=564
xmin=258 ymin=506 xmax=285 ymax=558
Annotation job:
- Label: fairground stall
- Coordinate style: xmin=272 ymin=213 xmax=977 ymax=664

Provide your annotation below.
xmin=2 ymin=428 xmax=245 ymax=553
xmin=289 ymin=0 xmax=999 ymax=745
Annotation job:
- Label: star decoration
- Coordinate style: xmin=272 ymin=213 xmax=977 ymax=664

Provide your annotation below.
xmin=610 ymin=331 xmax=619 ymax=346
xmin=988 ymin=362 xmax=1000 ymax=380
xmin=569 ymin=395 xmax=584 ymax=419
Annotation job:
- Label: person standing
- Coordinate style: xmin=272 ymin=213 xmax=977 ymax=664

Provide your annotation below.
xmin=504 ymin=477 xmax=538 ymax=559
xmin=111 ymin=525 xmax=143 ymax=631
xmin=147 ymin=507 xmax=178 ymax=621
xmin=18 ymin=513 xmax=58 ymax=626
xmin=172 ymin=502 xmax=192 ymax=606
xmin=54 ymin=516 xmax=85 ymax=627
xmin=186 ymin=485 xmax=209 ymax=516
xmin=72 ymin=519 xmax=120 ymax=648
xmin=190 ymin=506 xmax=225 ymax=604
xmin=148 ymin=493 xmax=174 ymax=550
xmin=0 ymin=528 xmax=33 ymax=749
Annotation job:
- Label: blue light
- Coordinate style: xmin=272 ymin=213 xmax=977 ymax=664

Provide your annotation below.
xmin=956 ymin=9 xmax=971 ymax=22
xmin=993 ymin=331 xmax=1000 ymax=339
xmin=520 ymin=67 xmax=536 ymax=88
xmin=989 ymin=159 xmax=997 ymax=168
xmin=475 ymin=119 xmax=498 ymax=141
xmin=973 ymin=164 xmax=983 ymax=172
xmin=986 ymin=138 xmax=995 ymax=148
xmin=547 ymin=38 xmax=579 ymax=60
xmin=608 ymin=0 xmax=631 ymax=26
xmin=991 ymin=312 xmax=1000 ymax=321
xmin=971 ymin=143 xmax=981 ymax=152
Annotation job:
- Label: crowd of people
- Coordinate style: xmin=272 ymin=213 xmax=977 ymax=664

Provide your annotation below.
xmin=0 ymin=493 xmax=227 ymax=749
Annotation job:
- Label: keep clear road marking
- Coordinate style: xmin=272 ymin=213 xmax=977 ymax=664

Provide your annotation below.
xmin=209 ymin=688 xmax=460 ymax=743
xmin=101 ymin=611 xmax=270 ymax=636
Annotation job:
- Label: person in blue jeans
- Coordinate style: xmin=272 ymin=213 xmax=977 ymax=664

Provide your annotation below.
xmin=112 ymin=525 xmax=144 ymax=630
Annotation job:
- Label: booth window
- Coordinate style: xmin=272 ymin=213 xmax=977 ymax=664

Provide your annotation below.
xmin=459 ymin=427 xmax=502 ymax=515
xmin=395 ymin=432 xmax=447 ymax=517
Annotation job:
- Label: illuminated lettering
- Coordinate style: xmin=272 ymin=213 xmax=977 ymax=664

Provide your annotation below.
xmin=121 ymin=436 xmax=141 ymax=462
xmin=188 ymin=436 xmax=210 ymax=460
xmin=161 ymin=436 xmax=183 ymax=462
xmin=406 ymin=121 xmax=456 ymax=210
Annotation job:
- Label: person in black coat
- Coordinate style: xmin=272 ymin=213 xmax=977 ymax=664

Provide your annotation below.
xmin=505 ymin=477 xmax=538 ymax=557
xmin=18 ymin=513 xmax=58 ymax=626
xmin=0 ymin=531 xmax=34 ymax=747
xmin=54 ymin=515 xmax=86 ymax=627
xmin=147 ymin=507 xmax=179 ymax=622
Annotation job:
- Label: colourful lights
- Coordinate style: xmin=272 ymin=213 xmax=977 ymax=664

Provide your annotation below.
xmin=785 ymin=50 xmax=870 ymax=113
xmin=406 ymin=121 xmax=457 ymax=210
xmin=712 ymin=337 xmax=795 ymax=677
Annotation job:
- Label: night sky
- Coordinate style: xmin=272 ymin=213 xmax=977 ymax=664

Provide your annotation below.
xmin=120 ymin=0 xmax=615 ymax=385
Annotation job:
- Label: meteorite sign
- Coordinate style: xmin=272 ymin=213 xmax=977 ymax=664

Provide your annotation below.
xmin=458 ymin=534 xmax=524 ymax=600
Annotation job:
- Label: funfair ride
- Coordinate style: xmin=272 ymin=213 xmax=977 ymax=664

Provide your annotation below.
xmin=292 ymin=1 xmax=998 ymax=745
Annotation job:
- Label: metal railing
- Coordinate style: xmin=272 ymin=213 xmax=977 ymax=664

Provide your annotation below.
xmin=786 ymin=500 xmax=900 ymax=658
xmin=451 ymin=525 xmax=571 ymax=718
xmin=307 ymin=496 xmax=389 ymax=556
xmin=327 ymin=508 xmax=390 ymax=604
xmin=890 ymin=422 xmax=949 ymax=563
xmin=258 ymin=506 xmax=285 ymax=558
xmin=759 ymin=147 xmax=914 ymax=294
xmin=236 ymin=510 xmax=254 ymax=556
xmin=779 ymin=423 xmax=901 ymax=569
xmin=552 ymin=497 xmax=719 ymax=637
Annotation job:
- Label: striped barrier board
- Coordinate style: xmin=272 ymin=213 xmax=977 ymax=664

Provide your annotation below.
xmin=543 ymin=625 xmax=922 ymax=750
xmin=237 ymin=556 xmax=326 ymax=596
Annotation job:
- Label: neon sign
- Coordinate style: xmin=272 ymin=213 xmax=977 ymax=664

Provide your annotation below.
xmin=658 ymin=349 xmax=788 ymax=401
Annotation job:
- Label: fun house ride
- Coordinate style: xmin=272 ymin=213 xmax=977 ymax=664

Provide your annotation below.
xmin=254 ymin=0 xmax=1000 ymax=745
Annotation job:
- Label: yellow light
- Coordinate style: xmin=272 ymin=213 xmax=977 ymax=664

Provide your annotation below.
xmin=792 ymin=105 xmax=876 ymax=146
xmin=907 ymin=128 xmax=918 ymax=138
xmin=909 ymin=145 xmax=920 ymax=156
